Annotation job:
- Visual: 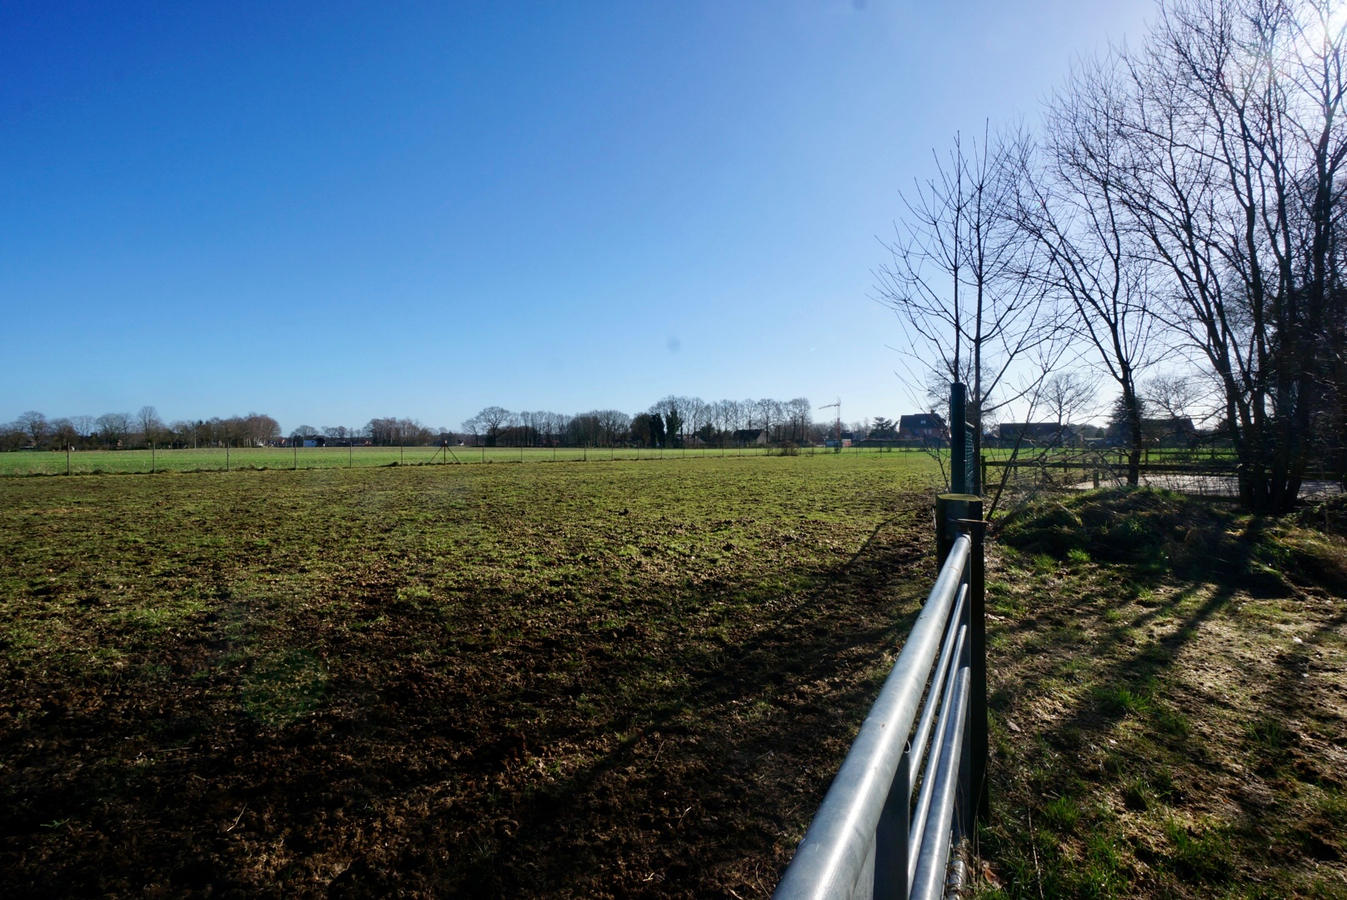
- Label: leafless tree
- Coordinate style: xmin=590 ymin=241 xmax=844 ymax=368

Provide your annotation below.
xmin=1020 ymin=57 xmax=1159 ymax=483
xmin=70 ymin=415 xmax=94 ymax=443
xmin=137 ymin=406 xmax=163 ymax=447
xmin=1041 ymin=371 xmax=1099 ymax=429
xmin=787 ymin=397 xmax=813 ymax=443
xmin=16 ymin=411 xmax=49 ymax=448
xmin=1108 ymin=0 xmax=1347 ymax=511
xmin=1141 ymin=373 xmax=1202 ymax=422
xmin=464 ymin=406 xmax=512 ymax=446
xmin=49 ymin=417 xmax=78 ymax=450
xmin=876 ymin=125 xmax=1059 ymax=435
xmin=96 ymin=412 xmax=131 ymax=447
xmin=753 ymin=398 xmax=777 ymax=441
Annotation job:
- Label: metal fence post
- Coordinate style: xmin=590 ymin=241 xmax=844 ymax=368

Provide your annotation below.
xmin=967 ymin=502 xmax=987 ymax=825
xmin=950 ymin=384 xmax=967 ymax=493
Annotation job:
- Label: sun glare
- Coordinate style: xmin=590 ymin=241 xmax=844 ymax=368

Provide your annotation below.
xmin=1301 ymin=0 xmax=1347 ymax=53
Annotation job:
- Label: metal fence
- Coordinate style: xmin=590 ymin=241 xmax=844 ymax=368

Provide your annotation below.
xmin=0 ymin=443 xmax=936 ymax=477
xmin=773 ymin=494 xmax=987 ymax=900
xmin=982 ymin=450 xmax=1347 ymax=501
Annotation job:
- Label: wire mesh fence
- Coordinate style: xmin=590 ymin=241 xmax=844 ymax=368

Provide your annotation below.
xmin=983 ymin=447 xmax=1346 ymax=501
xmin=0 ymin=443 xmax=928 ymax=477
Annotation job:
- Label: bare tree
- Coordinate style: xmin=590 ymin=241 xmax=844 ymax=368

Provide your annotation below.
xmin=1019 ymin=57 xmax=1159 ymax=483
xmin=1110 ymin=0 xmax=1347 ymax=511
xmin=138 ymin=405 xmax=163 ymax=447
xmin=753 ymin=398 xmax=777 ymax=442
xmin=16 ymin=411 xmax=49 ymax=448
xmin=876 ymin=125 xmax=1058 ymax=436
xmin=596 ymin=409 xmax=631 ymax=446
xmin=0 ymin=421 xmax=25 ymax=451
xmin=243 ymin=413 xmax=281 ymax=446
xmin=70 ymin=415 xmax=95 ymax=444
xmin=96 ymin=412 xmax=132 ymax=447
xmin=787 ymin=397 xmax=813 ymax=443
xmin=1040 ymin=372 xmax=1099 ymax=429
xmin=49 ymin=417 xmax=78 ymax=450
xmin=1141 ymin=373 xmax=1202 ymax=422
xmin=472 ymin=406 xmax=512 ymax=446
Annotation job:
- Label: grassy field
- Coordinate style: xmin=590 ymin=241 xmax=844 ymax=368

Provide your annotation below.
xmin=977 ymin=490 xmax=1347 ymax=898
xmin=0 ymin=452 xmax=942 ymax=898
xmin=6 ymin=451 xmax=1345 ymax=898
xmin=0 ymin=443 xmax=916 ymax=476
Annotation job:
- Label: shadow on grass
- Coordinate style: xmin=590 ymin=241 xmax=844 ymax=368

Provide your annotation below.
xmin=981 ymin=488 xmax=1347 ymax=897
xmin=417 ymin=509 xmax=934 ymax=897
xmin=0 ymin=496 xmax=939 ymax=899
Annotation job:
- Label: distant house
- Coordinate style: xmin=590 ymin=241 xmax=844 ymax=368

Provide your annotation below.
xmin=1107 ymin=417 xmax=1197 ymax=447
xmin=732 ymin=428 xmax=768 ymax=446
xmin=998 ymin=422 xmax=1079 ymax=446
xmin=898 ymin=413 xmax=947 ymax=441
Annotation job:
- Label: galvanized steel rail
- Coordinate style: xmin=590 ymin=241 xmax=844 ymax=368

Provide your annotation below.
xmin=773 ymin=496 xmax=986 ymax=900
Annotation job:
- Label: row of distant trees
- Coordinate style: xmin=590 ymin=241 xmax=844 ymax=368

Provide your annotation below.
xmin=0 ymin=408 xmax=455 ymax=451
xmin=879 ymin=0 xmax=1347 ymax=512
xmin=4 ymin=397 xmax=911 ymax=452
xmin=0 ymin=408 xmax=287 ymax=451
xmin=460 ymin=396 xmax=820 ymax=448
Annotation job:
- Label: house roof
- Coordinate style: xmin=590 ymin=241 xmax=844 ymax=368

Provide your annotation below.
xmin=899 ymin=413 xmax=946 ymax=429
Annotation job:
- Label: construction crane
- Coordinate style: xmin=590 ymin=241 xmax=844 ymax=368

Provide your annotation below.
xmin=818 ymin=398 xmax=841 ymax=451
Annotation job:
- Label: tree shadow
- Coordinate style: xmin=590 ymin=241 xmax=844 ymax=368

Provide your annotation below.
xmin=983 ymin=491 xmax=1347 ymax=892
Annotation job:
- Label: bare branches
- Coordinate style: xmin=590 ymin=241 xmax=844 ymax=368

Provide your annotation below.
xmin=875 ymin=125 xmax=1059 ymax=431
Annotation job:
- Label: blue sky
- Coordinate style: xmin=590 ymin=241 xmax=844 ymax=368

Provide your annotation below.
xmin=2 ymin=0 xmax=1155 ymax=434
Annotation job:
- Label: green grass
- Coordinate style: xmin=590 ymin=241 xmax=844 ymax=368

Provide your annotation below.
xmin=977 ymin=488 xmax=1347 ymax=899
xmin=0 ymin=443 xmax=930 ymax=476
xmin=0 ymin=451 xmax=943 ymax=897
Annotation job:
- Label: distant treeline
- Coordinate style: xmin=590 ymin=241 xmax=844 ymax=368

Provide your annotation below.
xmin=2 ymin=396 xmax=891 ymax=451
xmin=459 ymin=396 xmax=820 ymax=448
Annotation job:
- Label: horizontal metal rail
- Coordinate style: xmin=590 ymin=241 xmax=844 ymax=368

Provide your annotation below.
xmin=773 ymin=532 xmax=975 ymax=900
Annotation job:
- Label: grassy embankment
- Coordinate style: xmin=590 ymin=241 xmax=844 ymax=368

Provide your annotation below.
xmin=977 ymin=489 xmax=1347 ymax=899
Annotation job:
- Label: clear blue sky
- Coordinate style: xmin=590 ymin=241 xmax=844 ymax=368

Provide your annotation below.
xmin=2 ymin=0 xmax=1154 ymax=435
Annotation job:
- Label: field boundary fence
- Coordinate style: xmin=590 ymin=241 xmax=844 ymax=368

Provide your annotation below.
xmin=772 ymin=492 xmax=987 ymax=900
xmin=774 ymin=384 xmax=987 ymax=900
xmin=0 ymin=442 xmax=936 ymax=477
xmin=983 ymin=449 xmax=1346 ymax=501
